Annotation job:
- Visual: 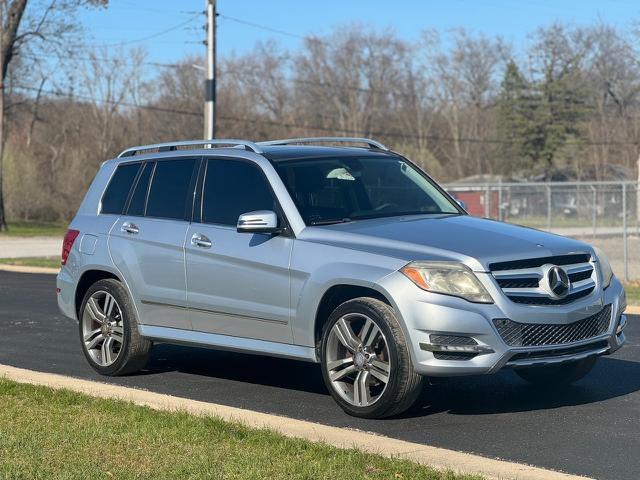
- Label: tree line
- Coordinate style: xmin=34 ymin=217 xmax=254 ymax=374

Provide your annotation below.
xmin=3 ymin=13 xmax=640 ymax=225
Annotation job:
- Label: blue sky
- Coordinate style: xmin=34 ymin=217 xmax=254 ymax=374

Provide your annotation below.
xmin=81 ymin=0 xmax=640 ymax=66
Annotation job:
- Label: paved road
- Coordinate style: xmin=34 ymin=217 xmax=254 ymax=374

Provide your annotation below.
xmin=0 ymin=271 xmax=638 ymax=480
xmin=0 ymin=236 xmax=61 ymax=258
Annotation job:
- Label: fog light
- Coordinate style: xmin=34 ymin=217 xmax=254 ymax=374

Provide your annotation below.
xmin=616 ymin=315 xmax=627 ymax=335
xmin=420 ymin=334 xmax=494 ymax=354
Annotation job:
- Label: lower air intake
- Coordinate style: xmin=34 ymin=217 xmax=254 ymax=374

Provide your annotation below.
xmin=493 ymin=304 xmax=611 ymax=347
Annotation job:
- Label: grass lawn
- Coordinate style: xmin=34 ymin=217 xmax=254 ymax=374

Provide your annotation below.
xmin=1 ymin=220 xmax=67 ymax=237
xmin=0 ymin=379 xmax=480 ymax=480
xmin=0 ymin=256 xmax=60 ymax=269
xmin=625 ymin=282 xmax=640 ymax=306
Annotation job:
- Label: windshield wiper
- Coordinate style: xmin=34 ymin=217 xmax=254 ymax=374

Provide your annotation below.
xmin=308 ymin=218 xmax=352 ymax=226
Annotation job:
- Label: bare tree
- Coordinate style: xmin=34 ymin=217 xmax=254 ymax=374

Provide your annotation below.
xmin=0 ymin=0 xmax=106 ymax=231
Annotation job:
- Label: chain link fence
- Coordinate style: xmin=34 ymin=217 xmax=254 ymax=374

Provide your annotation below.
xmin=444 ymin=181 xmax=640 ymax=282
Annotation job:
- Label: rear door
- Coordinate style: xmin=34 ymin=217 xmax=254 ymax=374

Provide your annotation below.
xmin=185 ymin=157 xmax=294 ymax=343
xmin=109 ymin=157 xmax=200 ymax=330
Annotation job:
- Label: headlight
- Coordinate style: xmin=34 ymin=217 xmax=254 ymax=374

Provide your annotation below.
xmin=593 ymin=247 xmax=613 ymax=288
xmin=401 ymin=261 xmax=494 ymax=303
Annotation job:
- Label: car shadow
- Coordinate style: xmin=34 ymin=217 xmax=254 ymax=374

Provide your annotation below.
xmin=140 ymin=344 xmax=640 ymax=417
xmin=402 ymin=356 xmax=640 ymax=418
xmin=142 ymin=343 xmax=329 ymax=395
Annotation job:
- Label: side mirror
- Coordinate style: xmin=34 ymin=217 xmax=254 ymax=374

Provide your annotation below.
xmin=237 ymin=210 xmax=281 ymax=234
xmin=455 ymin=199 xmax=467 ymax=210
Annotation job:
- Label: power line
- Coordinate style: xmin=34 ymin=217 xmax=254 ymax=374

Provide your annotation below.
xmin=20 ymin=52 xmax=185 ymax=70
xmin=11 ymin=85 xmax=640 ymax=147
xmin=83 ymin=14 xmax=200 ymax=49
xmin=218 ymin=14 xmax=329 ymax=46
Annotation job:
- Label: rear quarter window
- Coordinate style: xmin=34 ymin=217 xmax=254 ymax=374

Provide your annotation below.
xmin=101 ymin=163 xmax=141 ymax=215
xmin=145 ymin=158 xmax=198 ymax=220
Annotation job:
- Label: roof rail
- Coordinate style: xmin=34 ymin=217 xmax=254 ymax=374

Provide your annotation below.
xmin=117 ymin=139 xmax=263 ymax=158
xmin=258 ymin=137 xmax=389 ymax=151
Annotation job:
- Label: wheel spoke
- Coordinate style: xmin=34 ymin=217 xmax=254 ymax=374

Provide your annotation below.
xmin=83 ymin=328 xmax=101 ymax=343
xmin=326 ymin=357 xmax=353 ymax=371
xmin=353 ymin=371 xmax=371 ymax=406
xmin=111 ymin=325 xmax=123 ymax=335
xmin=369 ymin=360 xmax=390 ymax=384
xmin=329 ymin=364 xmax=357 ymax=382
xmin=86 ymin=298 xmax=105 ymax=324
xmin=103 ymin=294 xmax=116 ymax=319
xmin=102 ymin=337 xmax=114 ymax=364
xmin=86 ymin=333 xmax=104 ymax=350
xmin=334 ymin=318 xmax=360 ymax=352
xmin=111 ymin=332 xmax=124 ymax=345
xmin=360 ymin=318 xmax=380 ymax=348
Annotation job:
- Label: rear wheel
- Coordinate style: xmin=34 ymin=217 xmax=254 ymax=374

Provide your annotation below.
xmin=515 ymin=356 xmax=597 ymax=386
xmin=79 ymin=278 xmax=152 ymax=376
xmin=320 ymin=297 xmax=424 ymax=418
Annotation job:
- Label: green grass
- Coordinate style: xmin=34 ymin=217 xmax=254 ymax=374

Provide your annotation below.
xmin=0 ymin=256 xmax=60 ymax=269
xmin=624 ymin=283 xmax=640 ymax=306
xmin=0 ymin=379 xmax=480 ymax=480
xmin=2 ymin=220 xmax=66 ymax=237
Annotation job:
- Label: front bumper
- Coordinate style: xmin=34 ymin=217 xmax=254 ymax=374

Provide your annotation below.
xmin=380 ymin=272 xmax=627 ymax=377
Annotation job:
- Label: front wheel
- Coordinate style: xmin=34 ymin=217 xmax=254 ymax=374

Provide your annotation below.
xmin=514 ymin=356 xmax=597 ymax=386
xmin=320 ymin=297 xmax=424 ymax=418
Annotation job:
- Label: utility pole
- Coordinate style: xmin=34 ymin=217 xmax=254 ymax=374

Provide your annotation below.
xmin=204 ymin=0 xmax=216 ymax=139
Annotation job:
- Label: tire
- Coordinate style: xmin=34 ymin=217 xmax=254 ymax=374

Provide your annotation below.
xmin=79 ymin=278 xmax=152 ymax=376
xmin=320 ymin=297 xmax=424 ymax=418
xmin=515 ymin=356 xmax=597 ymax=386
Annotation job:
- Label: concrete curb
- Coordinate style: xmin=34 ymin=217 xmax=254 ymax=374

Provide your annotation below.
xmin=0 ymin=264 xmax=59 ymax=274
xmin=0 ymin=364 xmax=591 ymax=480
xmin=626 ymin=305 xmax=640 ymax=315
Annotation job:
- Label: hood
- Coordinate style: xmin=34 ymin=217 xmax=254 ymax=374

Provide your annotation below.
xmin=297 ymin=214 xmax=593 ymax=272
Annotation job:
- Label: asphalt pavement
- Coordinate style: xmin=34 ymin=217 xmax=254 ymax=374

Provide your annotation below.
xmin=0 ymin=270 xmax=638 ymax=480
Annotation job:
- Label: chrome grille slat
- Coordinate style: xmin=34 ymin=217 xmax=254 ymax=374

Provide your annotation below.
xmin=493 ymin=305 xmax=611 ymax=347
xmin=489 ymin=253 xmax=595 ymax=306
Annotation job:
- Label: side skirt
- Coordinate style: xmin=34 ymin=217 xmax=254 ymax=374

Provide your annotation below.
xmin=138 ymin=325 xmax=318 ymax=362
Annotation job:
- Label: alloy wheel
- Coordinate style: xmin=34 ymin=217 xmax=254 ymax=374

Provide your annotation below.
xmin=325 ymin=313 xmax=391 ymax=407
xmin=81 ymin=291 xmax=124 ymax=367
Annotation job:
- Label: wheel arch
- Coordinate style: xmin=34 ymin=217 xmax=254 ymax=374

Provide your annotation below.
xmin=313 ymin=283 xmax=393 ymax=349
xmin=74 ymin=268 xmax=122 ymax=318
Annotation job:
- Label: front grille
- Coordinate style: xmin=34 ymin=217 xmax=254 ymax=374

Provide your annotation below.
xmin=490 ymin=254 xmax=591 ymax=272
xmin=493 ymin=304 xmax=611 ymax=347
xmin=496 ymin=278 xmax=539 ymax=289
xmin=490 ymin=253 xmax=595 ymax=306
xmin=508 ymin=340 xmax=609 ymax=362
xmin=510 ymin=287 xmax=595 ymax=305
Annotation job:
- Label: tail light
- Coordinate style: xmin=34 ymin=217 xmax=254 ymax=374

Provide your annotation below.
xmin=61 ymin=229 xmax=80 ymax=266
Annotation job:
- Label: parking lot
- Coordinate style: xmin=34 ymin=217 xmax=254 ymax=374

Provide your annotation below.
xmin=0 ymin=270 xmax=638 ymax=480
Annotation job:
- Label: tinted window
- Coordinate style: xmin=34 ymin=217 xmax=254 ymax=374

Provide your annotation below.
xmin=202 ymin=160 xmax=276 ymax=226
xmin=146 ymin=159 xmax=198 ymax=220
xmin=127 ymin=162 xmax=154 ymax=216
xmin=101 ymin=163 xmax=141 ymax=215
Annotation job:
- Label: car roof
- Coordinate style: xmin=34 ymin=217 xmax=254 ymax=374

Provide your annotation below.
xmin=259 ymin=145 xmax=398 ymax=162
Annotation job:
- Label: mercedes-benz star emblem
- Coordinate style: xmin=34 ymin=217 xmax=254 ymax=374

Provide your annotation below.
xmin=548 ymin=266 xmax=570 ymax=298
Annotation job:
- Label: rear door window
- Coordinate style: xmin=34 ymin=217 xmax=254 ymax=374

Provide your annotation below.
xmin=101 ymin=163 xmax=141 ymax=215
xmin=126 ymin=162 xmax=154 ymax=216
xmin=146 ymin=158 xmax=198 ymax=221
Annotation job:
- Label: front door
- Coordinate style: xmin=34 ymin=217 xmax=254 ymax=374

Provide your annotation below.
xmin=185 ymin=158 xmax=294 ymax=343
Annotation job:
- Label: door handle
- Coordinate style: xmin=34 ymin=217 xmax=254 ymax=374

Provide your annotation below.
xmin=121 ymin=222 xmax=139 ymax=235
xmin=191 ymin=233 xmax=212 ymax=249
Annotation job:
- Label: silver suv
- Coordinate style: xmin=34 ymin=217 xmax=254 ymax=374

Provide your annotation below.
xmin=57 ymin=137 xmax=628 ymax=418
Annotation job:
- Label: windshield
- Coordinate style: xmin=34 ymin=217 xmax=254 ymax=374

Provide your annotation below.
xmin=274 ymin=156 xmax=461 ymax=225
